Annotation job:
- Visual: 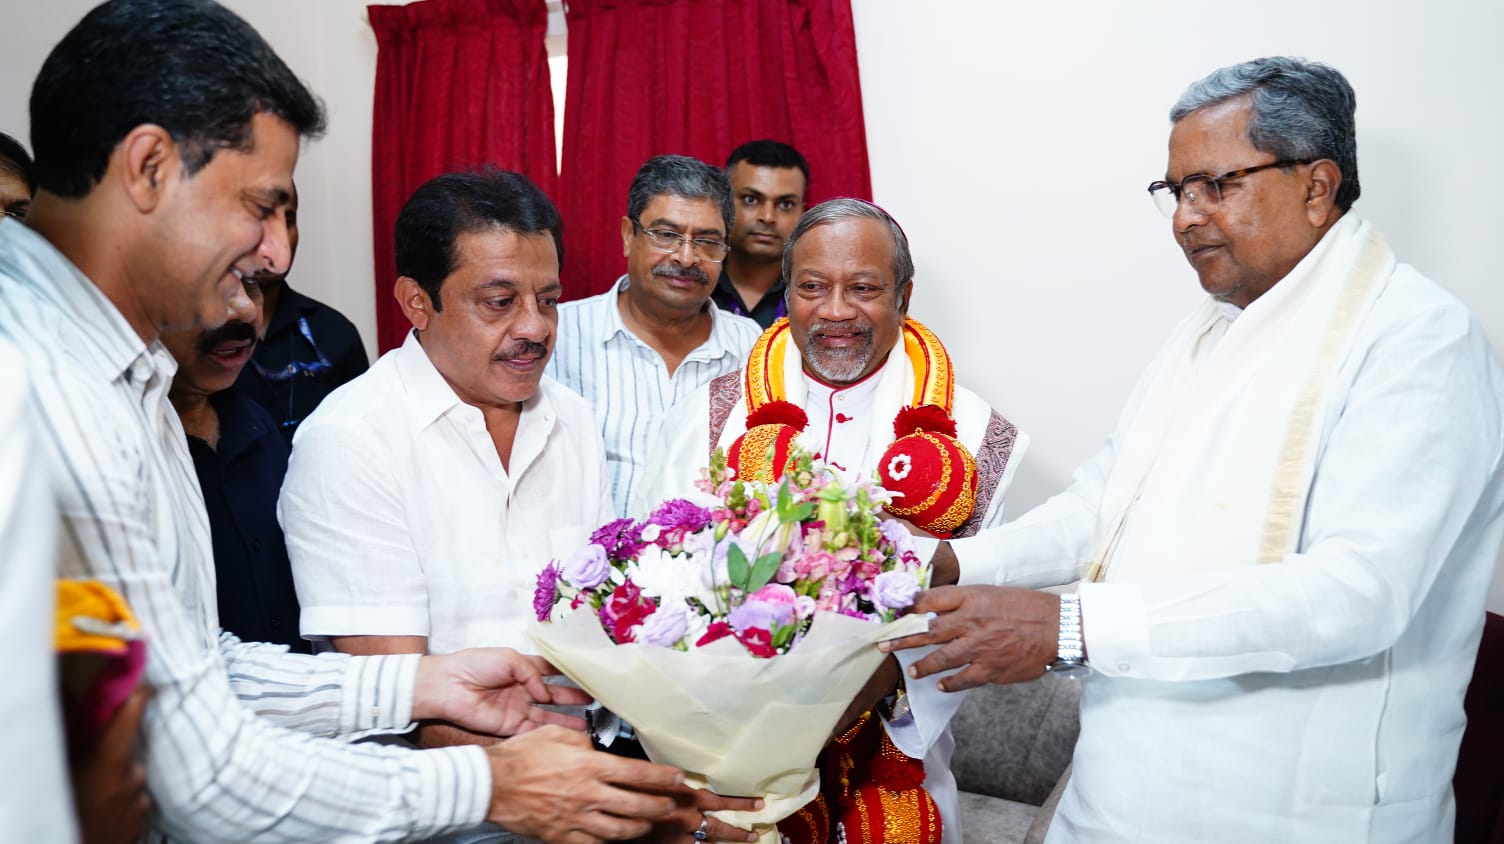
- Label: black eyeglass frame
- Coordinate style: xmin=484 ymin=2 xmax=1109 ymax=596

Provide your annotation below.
xmin=1147 ymin=159 xmax=1312 ymax=218
xmin=630 ymin=217 xmax=730 ymax=263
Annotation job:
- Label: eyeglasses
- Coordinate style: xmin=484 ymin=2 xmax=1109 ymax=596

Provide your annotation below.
xmin=1147 ymin=159 xmax=1311 ymax=218
xmin=631 ymin=219 xmax=729 ymax=262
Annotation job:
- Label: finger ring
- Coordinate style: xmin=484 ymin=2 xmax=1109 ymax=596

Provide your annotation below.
xmin=693 ymin=816 xmax=710 ymax=841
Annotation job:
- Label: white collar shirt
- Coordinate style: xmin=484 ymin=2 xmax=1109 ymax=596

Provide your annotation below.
xmin=0 ymin=220 xmax=489 ymax=841
xmin=802 ymin=367 xmax=886 ymax=477
xmin=547 ymin=275 xmax=762 ymax=516
xmin=283 ymin=329 xmax=613 ymax=655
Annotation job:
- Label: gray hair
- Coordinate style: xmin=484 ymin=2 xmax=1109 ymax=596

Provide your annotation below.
xmin=782 ymin=198 xmax=914 ymax=300
xmin=626 ymin=154 xmax=733 ymax=235
xmin=1170 ymin=56 xmax=1360 ymax=211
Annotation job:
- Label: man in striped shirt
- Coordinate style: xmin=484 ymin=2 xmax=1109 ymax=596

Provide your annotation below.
xmin=1 ymin=2 xmax=699 ymax=841
xmin=548 ymin=155 xmax=762 ymax=517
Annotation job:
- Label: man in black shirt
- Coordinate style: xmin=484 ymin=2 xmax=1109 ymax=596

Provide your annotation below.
xmin=236 ymin=183 xmax=368 ymax=442
xmin=713 ymin=140 xmax=808 ymax=328
xmin=164 ymin=278 xmax=309 ymax=652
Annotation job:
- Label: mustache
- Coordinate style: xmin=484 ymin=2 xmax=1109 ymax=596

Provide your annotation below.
xmin=652 ymin=263 xmax=710 ymax=285
xmin=494 ymin=340 xmax=549 ymax=362
xmin=196 ymin=320 xmax=257 ymax=355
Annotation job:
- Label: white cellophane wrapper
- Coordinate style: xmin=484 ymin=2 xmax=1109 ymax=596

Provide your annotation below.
xmin=528 ymin=609 xmax=929 ymax=842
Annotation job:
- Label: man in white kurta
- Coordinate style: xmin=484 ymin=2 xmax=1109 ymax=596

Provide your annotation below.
xmin=283 ymin=328 xmax=611 ymax=655
xmin=889 ymin=57 xmax=1504 ymax=843
xmin=640 ymin=199 xmax=1027 ymax=844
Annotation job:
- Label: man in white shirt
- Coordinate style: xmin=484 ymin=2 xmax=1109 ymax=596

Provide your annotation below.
xmin=639 ymin=198 xmax=1027 ymax=844
xmin=1 ymin=2 xmax=704 ymax=841
xmin=282 ymin=169 xmax=757 ymax=841
xmin=548 ymin=155 xmax=761 ymax=517
xmin=886 ymin=57 xmax=1504 ymax=843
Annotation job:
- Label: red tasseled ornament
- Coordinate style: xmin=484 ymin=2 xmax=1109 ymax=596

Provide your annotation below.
xmin=870 ymin=749 xmax=928 ymax=791
xmin=746 ymin=400 xmax=809 ymax=432
xmin=892 ymin=404 xmax=957 ymax=439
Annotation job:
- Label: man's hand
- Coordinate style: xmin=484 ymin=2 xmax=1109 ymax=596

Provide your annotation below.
xmin=414 ymin=649 xmax=592 ymax=737
xmin=71 ymin=685 xmax=150 ymax=844
xmin=880 ymin=586 xmax=1060 ymax=691
xmin=483 ymin=726 xmax=687 ymax=843
xmin=633 ymin=785 xmax=762 ymax=843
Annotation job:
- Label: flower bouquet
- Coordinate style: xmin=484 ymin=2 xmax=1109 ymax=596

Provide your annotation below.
xmin=528 ymin=448 xmax=930 ymax=841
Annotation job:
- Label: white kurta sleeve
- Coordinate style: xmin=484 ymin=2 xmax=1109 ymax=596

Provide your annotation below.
xmin=1081 ymin=297 xmax=1504 ymax=681
xmin=281 ymin=417 xmax=431 ymax=639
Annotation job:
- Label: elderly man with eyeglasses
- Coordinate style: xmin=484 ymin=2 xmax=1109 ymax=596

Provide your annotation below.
xmin=882 ymin=57 xmax=1504 ymax=843
xmin=547 ymin=154 xmax=762 ymax=518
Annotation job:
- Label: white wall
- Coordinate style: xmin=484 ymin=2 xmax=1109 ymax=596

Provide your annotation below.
xmin=4 ymin=1 xmax=1502 ymax=610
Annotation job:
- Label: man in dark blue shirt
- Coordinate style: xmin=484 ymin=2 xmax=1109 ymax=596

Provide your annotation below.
xmin=236 ymin=184 xmax=368 ymax=443
xmin=165 ymin=278 xmax=308 ymax=652
xmin=713 ymin=140 xmax=809 ymax=328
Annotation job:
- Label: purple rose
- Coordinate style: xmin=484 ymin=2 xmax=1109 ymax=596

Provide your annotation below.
xmin=879 ymin=520 xmax=917 ymax=557
xmin=533 ymin=562 xmax=561 ymax=622
xmin=637 ymin=605 xmax=690 ymax=648
xmin=648 ymin=499 xmax=713 ymax=533
xmin=728 ymin=597 xmax=794 ymax=633
xmin=871 ymin=570 xmax=920 ymax=612
xmin=562 ymin=544 xmax=611 ymax=590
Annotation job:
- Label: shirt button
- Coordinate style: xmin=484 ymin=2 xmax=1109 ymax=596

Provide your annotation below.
xmin=251 ymin=538 xmax=262 ymax=552
xmin=1118 ymin=663 xmax=1131 ymax=672
xmin=269 ymin=614 xmax=283 ymax=628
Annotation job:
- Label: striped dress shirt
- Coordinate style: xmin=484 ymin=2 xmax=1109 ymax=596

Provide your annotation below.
xmin=0 ymin=220 xmax=490 ymax=842
xmin=548 ymin=276 xmax=762 ymax=517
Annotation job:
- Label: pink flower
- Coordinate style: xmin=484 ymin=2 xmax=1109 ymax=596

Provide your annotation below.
xmin=753 ymin=583 xmax=797 ymax=607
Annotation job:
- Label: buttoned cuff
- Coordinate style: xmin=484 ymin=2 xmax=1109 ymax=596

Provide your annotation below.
xmin=1077 ymin=581 xmax=1151 ymax=678
xmin=340 ymin=653 xmax=422 ymax=737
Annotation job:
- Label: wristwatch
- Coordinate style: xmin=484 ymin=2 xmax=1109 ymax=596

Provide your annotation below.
xmin=1047 ymin=592 xmax=1089 ymax=678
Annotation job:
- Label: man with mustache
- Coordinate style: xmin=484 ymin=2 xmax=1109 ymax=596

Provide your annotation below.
xmin=4 ymin=2 xmax=702 ymax=841
xmin=712 ymin=140 xmax=809 ymax=329
xmin=885 ymin=58 xmax=1504 ymax=842
xmin=637 ymin=198 xmax=1027 ymax=844
xmin=235 ymin=182 xmax=369 ymax=443
xmin=548 ymin=154 xmax=761 ymax=516
xmin=281 ymin=169 xmax=760 ymax=842
xmin=164 ymin=279 xmax=308 ymax=652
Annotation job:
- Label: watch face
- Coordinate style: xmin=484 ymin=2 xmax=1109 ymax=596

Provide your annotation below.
xmin=1048 ymin=661 xmax=1090 ymax=680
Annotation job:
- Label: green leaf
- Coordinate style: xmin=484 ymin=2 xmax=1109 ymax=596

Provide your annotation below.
xmin=777 ymin=479 xmax=793 ymax=514
xmin=747 ymin=551 xmax=783 ymax=593
xmin=788 ymin=502 xmax=815 ymax=521
xmin=727 ymin=542 xmax=750 ymax=590
xmin=771 ymin=623 xmax=798 ymax=649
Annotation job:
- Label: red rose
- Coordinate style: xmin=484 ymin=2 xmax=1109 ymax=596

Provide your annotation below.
xmin=602 ymin=582 xmax=655 ymax=644
xmin=737 ymin=627 xmax=778 ymax=659
xmin=696 ymin=621 xmax=734 ymax=647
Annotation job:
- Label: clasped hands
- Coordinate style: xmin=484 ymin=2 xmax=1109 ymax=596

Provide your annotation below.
xmin=411 ymin=647 xmax=760 ymax=844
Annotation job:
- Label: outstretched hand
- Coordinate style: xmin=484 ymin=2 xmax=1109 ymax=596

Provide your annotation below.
xmin=414 ymin=648 xmax=592 ymax=737
xmin=880 ymin=585 xmax=1060 ymax=691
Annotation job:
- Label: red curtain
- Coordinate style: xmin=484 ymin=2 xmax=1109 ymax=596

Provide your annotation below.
xmin=558 ymin=0 xmax=871 ymax=300
xmin=368 ymin=0 xmax=557 ymax=353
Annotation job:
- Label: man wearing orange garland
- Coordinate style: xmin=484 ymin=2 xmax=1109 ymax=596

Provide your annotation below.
xmin=639 ymin=198 xmax=1028 ymax=844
